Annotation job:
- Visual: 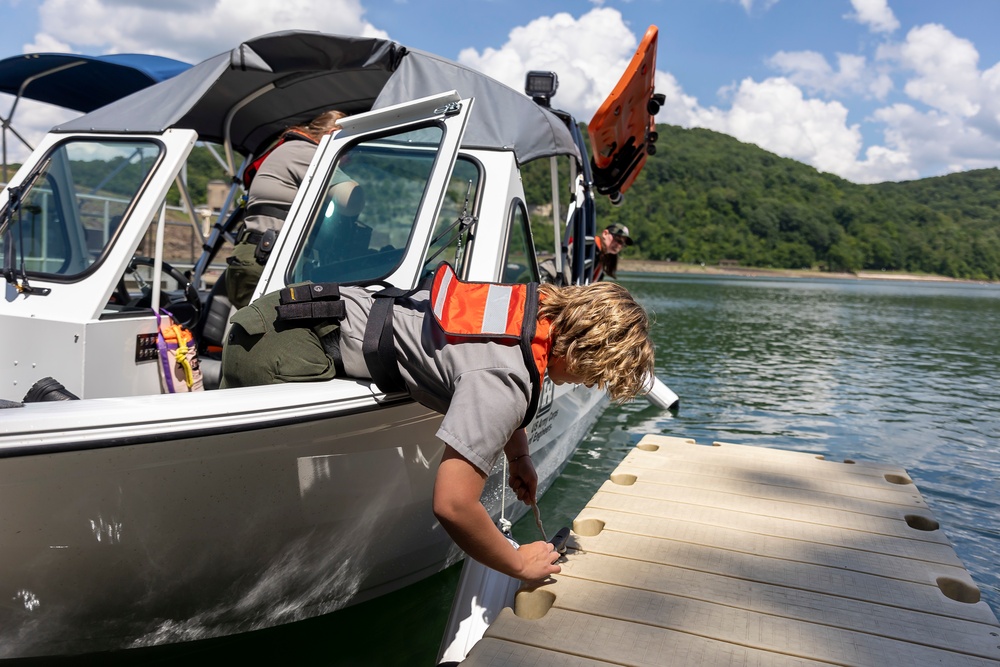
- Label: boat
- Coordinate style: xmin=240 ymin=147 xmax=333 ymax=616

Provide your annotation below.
xmin=0 ymin=31 xmax=662 ymax=659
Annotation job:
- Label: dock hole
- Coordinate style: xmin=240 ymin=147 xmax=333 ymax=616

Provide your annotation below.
xmin=884 ymin=473 xmax=913 ymax=485
xmin=936 ymin=576 xmax=980 ymax=604
xmin=843 ymin=459 xmax=856 ymax=464
xmin=814 ymin=455 xmax=826 ymax=460
xmin=636 ymin=443 xmax=659 ymax=452
xmin=610 ymin=473 xmax=637 ymax=486
xmin=514 ymin=588 xmax=555 ymax=620
xmin=904 ymin=514 xmax=940 ymax=532
xmin=573 ymin=518 xmax=605 ymax=537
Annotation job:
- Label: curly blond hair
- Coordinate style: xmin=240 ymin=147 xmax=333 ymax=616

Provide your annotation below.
xmin=537 ymin=281 xmax=655 ymax=401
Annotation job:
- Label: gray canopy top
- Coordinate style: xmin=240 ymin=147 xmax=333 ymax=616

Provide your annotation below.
xmin=55 ymin=31 xmax=580 ymax=165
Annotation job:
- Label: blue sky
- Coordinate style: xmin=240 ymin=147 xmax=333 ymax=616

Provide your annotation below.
xmin=3 ymin=0 xmax=1000 ymax=183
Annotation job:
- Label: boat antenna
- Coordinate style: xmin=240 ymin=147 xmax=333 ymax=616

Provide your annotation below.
xmin=423 ymin=179 xmax=476 ymax=268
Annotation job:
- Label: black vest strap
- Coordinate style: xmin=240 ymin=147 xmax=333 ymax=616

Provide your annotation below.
xmin=362 ymin=287 xmax=410 ymax=395
xmin=517 ymin=282 xmax=541 ymax=429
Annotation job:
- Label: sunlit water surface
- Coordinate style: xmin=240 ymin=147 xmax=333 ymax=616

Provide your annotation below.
xmin=41 ymin=274 xmax=1000 ymax=666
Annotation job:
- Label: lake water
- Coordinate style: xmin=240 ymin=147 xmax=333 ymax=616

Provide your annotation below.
xmin=68 ymin=273 xmax=1000 ymax=665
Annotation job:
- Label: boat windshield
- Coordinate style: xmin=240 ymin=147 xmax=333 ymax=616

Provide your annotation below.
xmin=290 ymin=124 xmax=479 ymax=285
xmin=0 ymin=138 xmax=161 ymax=279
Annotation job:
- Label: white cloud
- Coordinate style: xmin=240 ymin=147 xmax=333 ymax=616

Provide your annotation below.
xmin=691 ymin=78 xmax=869 ymax=177
xmin=737 ymin=0 xmax=781 ymax=14
xmin=874 ymin=103 xmax=1000 ymax=176
xmin=767 ymin=50 xmax=890 ymax=100
xmin=894 ymin=24 xmax=981 ymax=117
xmin=653 ymin=74 xmax=917 ymax=183
xmin=458 ymin=8 xmax=639 ymax=123
xmin=22 ymin=32 xmax=71 ymax=53
xmin=29 ymin=0 xmax=387 ymax=63
xmin=854 ymin=21 xmax=1000 ymax=180
xmin=846 ymin=0 xmax=899 ymax=34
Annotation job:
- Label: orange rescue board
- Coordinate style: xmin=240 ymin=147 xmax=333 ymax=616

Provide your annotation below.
xmin=587 ymin=25 xmax=664 ymax=203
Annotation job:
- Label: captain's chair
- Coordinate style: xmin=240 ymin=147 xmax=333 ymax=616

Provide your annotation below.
xmin=306 ymin=180 xmax=383 ymax=282
xmin=321 ymin=180 xmax=368 ymax=253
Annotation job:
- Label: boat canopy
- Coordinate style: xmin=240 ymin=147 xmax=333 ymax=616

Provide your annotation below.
xmin=0 ymin=52 xmax=191 ymax=112
xmin=54 ymin=31 xmax=580 ymax=165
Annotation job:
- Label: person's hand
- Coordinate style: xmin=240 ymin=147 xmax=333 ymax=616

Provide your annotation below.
xmin=515 ymin=540 xmax=561 ymax=583
xmin=508 ymin=454 xmax=538 ymax=505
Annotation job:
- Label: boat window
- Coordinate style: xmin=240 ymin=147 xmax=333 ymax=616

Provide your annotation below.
xmin=0 ymin=139 xmax=161 ymax=279
xmin=503 ymin=199 xmax=538 ymax=283
xmin=421 ymin=158 xmax=480 ymax=279
xmin=291 ymin=125 xmax=447 ymax=285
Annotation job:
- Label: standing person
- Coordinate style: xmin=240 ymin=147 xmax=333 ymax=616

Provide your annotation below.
xmin=220 ymin=263 xmax=655 ymax=581
xmin=592 ymin=222 xmax=634 ymax=281
xmin=538 ymin=222 xmax=635 ymax=285
xmin=224 ymin=109 xmax=348 ymax=310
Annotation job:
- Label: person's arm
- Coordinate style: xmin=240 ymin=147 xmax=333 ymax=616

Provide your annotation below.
xmin=433 ymin=445 xmax=559 ymax=582
xmin=503 ymin=428 xmax=538 ymax=505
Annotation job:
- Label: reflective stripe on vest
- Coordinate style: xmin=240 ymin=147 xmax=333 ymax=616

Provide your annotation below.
xmin=431 ymin=263 xmax=528 ymax=339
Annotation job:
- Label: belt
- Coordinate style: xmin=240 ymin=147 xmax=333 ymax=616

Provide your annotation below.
xmin=236 ymin=228 xmax=265 ymax=246
xmin=245 ymin=202 xmax=291 ymax=220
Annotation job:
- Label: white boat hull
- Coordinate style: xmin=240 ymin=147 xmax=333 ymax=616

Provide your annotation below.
xmin=0 ymin=381 xmax=605 ymax=658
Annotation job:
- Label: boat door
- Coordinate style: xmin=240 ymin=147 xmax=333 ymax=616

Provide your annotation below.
xmin=0 ymin=129 xmax=199 ymax=400
xmin=258 ymin=91 xmax=475 ymax=297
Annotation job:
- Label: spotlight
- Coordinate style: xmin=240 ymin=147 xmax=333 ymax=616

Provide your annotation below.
xmin=525 ymin=71 xmax=558 ymax=106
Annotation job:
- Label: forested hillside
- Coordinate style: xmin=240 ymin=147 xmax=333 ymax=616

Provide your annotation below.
xmin=525 ymin=125 xmax=1000 ymax=281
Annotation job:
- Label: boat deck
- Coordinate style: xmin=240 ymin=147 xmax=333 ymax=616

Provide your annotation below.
xmin=460 ymin=435 xmax=1000 ymax=666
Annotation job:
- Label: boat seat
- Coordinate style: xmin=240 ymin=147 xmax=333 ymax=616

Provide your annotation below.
xmin=195 ymin=272 xmax=234 ymax=390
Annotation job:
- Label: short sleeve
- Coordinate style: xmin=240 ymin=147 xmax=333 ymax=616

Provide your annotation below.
xmin=436 ymin=368 xmax=530 ymax=475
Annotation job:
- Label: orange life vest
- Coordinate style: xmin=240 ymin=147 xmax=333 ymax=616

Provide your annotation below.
xmin=428 ymin=263 xmax=550 ymax=427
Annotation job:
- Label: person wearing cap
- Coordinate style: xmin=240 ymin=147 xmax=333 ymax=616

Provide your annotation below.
xmin=538 ymin=222 xmax=635 ymax=286
xmin=594 ymin=223 xmax=634 ymax=281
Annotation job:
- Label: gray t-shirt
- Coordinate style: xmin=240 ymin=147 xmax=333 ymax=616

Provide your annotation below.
xmin=337 ymin=288 xmax=534 ymax=475
xmin=244 ymin=139 xmax=316 ymax=233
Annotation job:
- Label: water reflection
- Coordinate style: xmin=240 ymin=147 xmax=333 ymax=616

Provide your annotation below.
xmin=616 ymin=274 xmax=1000 ymax=617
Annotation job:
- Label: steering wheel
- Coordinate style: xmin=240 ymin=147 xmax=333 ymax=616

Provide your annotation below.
xmin=119 ymin=256 xmax=201 ymax=329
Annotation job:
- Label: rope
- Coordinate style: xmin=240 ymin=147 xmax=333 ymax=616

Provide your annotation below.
xmin=498 ymin=458 xmax=512 ymax=536
xmin=531 ymin=502 xmax=547 ymax=542
xmin=171 ymin=324 xmax=195 ymax=389
xmin=501 ymin=455 xmax=546 ymax=541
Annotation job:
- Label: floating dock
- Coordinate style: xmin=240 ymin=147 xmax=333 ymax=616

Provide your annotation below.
xmin=460 ymin=435 xmax=1000 ymax=666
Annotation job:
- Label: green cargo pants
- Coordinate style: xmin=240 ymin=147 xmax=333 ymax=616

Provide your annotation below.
xmin=219 ymin=287 xmax=341 ymax=388
xmin=223 ymin=239 xmax=264 ymax=311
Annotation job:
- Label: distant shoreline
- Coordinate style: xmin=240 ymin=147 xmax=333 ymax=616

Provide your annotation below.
xmin=618 ymin=259 xmax=997 ymax=285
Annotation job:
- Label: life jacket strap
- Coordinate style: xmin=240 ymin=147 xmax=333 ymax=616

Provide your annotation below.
xmin=363 ymin=287 xmax=410 ymax=394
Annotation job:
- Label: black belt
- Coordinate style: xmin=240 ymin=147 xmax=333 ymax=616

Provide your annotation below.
xmin=245 ymin=202 xmax=291 ymax=220
xmin=236 ymin=228 xmax=265 ymax=246
xmin=236 ymin=227 xmax=279 ymax=265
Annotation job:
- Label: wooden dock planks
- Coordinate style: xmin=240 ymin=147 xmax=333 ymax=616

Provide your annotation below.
xmin=461 ymin=435 xmax=1000 ymax=666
